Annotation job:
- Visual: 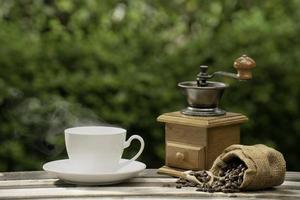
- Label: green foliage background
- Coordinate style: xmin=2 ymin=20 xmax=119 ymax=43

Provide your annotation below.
xmin=1 ymin=0 xmax=300 ymax=171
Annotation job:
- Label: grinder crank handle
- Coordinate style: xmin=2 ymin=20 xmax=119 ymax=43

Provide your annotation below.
xmin=207 ymin=55 xmax=256 ymax=81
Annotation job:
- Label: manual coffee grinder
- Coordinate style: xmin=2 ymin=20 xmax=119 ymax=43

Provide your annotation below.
xmin=157 ymin=55 xmax=256 ymax=174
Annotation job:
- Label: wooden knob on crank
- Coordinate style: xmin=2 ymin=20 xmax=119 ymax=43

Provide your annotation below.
xmin=234 ymin=55 xmax=256 ymax=80
xmin=176 ymin=152 xmax=185 ymax=161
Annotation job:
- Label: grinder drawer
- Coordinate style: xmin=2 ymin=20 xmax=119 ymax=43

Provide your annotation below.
xmin=166 ymin=142 xmax=205 ymax=170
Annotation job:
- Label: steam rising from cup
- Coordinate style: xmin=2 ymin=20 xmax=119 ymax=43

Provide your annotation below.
xmin=10 ymin=97 xmax=116 ymax=157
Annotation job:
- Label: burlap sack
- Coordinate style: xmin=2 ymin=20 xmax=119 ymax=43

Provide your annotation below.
xmin=210 ymin=144 xmax=286 ymax=190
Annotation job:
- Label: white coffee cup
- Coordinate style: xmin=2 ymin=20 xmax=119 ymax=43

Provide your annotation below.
xmin=64 ymin=126 xmax=144 ymax=172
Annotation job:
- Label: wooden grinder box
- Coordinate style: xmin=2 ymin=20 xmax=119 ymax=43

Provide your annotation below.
xmin=157 ymin=111 xmax=248 ymax=172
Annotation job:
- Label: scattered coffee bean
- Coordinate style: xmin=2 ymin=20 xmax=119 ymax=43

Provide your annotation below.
xmin=219 ymin=170 xmax=225 ymax=177
xmin=175 ymin=158 xmax=247 ymax=193
xmin=176 ymin=178 xmax=187 ymax=184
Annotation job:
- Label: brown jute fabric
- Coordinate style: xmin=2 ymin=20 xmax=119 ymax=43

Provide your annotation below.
xmin=210 ymin=144 xmax=286 ymax=190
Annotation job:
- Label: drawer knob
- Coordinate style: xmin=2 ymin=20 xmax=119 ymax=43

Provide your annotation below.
xmin=176 ymin=152 xmax=184 ymax=161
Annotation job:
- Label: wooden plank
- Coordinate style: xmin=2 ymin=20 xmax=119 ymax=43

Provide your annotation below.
xmin=0 ymin=169 xmax=168 ymax=181
xmin=0 ymin=171 xmax=54 ymax=181
xmin=2 ymin=177 xmax=299 ymax=190
xmin=27 ymin=198 xmax=238 ymax=200
xmin=1 ymin=170 xmax=299 ymax=181
xmin=285 ymin=171 xmax=300 ymax=182
xmin=22 ymin=198 xmax=299 ymax=200
xmin=20 ymin=196 xmax=284 ymax=200
xmin=24 ymin=198 xmax=247 ymax=200
xmin=0 ymin=178 xmax=177 ymax=189
xmin=0 ymin=185 xmax=300 ymax=199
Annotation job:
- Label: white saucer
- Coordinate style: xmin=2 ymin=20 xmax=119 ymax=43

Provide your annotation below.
xmin=43 ymin=159 xmax=146 ymax=185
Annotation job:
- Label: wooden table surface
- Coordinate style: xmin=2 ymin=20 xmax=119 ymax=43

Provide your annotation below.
xmin=0 ymin=169 xmax=299 ymax=199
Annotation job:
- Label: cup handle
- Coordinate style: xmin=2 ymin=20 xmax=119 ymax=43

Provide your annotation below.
xmin=124 ymin=135 xmax=145 ymax=161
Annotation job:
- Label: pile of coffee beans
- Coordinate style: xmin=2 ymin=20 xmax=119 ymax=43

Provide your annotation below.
xmin=176 ymin=159 xmax=247 ymax=193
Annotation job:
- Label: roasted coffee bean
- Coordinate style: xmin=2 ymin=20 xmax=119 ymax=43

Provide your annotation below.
xmin=208 ymin=188 xmax=214 ymax=193
xmin=219 ymin=170 xmax=225 ymax=177
xmin=219 ymin=176 xmax=225 ymax=183
xmin=195 ymin=171 xmax=204 ymax=176
xmin=183 ymin=182 xmax=190 ymax=187
xmin=231 ymin=182 xmax=238 ymax=188
xmin=176 ymin=178 xmax=187 ymax=184
xmin=225 ymin=182 xmax=231 ymax=188
xmin=188 ymin=182 xmax=196 ymax=187
xmin=237 ymin=178 xmax=242 ymax=185
xmin=237 ymin=164 xmax=243 ymax=169
xmin=206 ymin=175 xmax=211 ymax=181
xmin=222 ymin=188 xmax=230 ymax=193
xmin=232 ymin=175 xmax=238 ymax=180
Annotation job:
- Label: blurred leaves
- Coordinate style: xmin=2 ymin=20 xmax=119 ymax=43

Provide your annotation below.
xmin=0 ymin=0 xmax=300 ymax=170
